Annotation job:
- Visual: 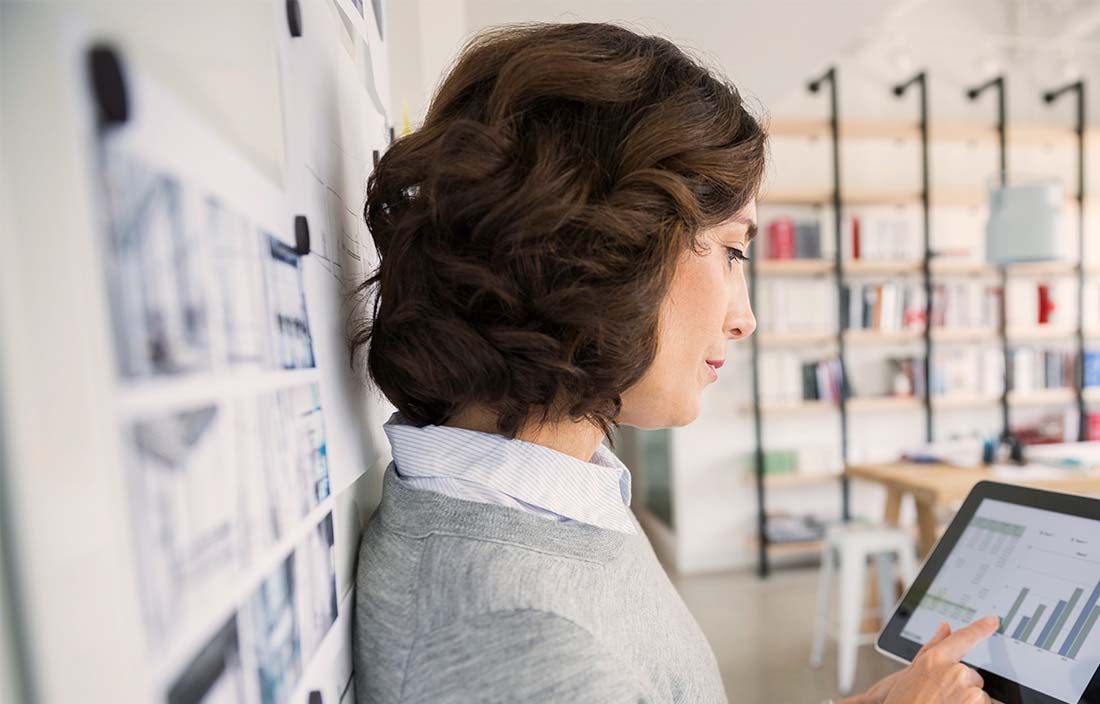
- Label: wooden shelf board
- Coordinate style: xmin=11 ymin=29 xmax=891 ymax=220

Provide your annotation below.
xmin=767 ymin=117 xmax=1080 ymax=146
xmin=931 ymin=327 xmax=997 ymax=342
xmin=756 ymin=259 xmax=1085 ymax=278
xmin=763 ymin=471 xmax=844 ymax=488
xmin=757 ymin=329 xmax=994 ymax=348
xmin=758 ymin=190 xmax=832 ymax=206
xmin=844 ymin=329 xmax=922 ymax=344
xmin=932 ymin=393 xmax=999 ymax=409
xmin=1005 ymin=260 xmax=1078 ymax=276
xmin=756 ymin=397 xmax=930 ymax=413
xmin=847 ymin=396 xmax=922 ymax=411
xmin=757 ymin=400 xmax=836 ymax=414
xmin=931 ymin=260 xmax=994 ymax=275
xmin=1006 ymin=326 xmax=1076 ymax=340
xmin=847 ymin=192 xmax=924 ymax=206
xmin=844 ymin=260 xmax=921 ymax=275
xmin=757 ymin=332 xmax=835 ymax=347
xmin=759 ymin=191 xmax=987 ymax=208
xmin=752 ymin=259 xmax=1069 ymax=278
xmin=754 ymin=259 xmax=835 ymax=275
xmin=1007 ymin=388 xmax=1076 ymax=406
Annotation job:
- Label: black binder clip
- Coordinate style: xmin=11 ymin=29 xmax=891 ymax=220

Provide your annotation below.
xmin=295 ymin=215 xmax=310 ymax=256
xmin=286 ymin=0 xmax=303 ymax=37
xmin=87 ymin=44 xmax=129 ymax=129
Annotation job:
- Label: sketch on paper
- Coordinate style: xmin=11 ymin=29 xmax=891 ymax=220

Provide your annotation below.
xmin=296 ymin=514 xmax=338 ymax=659
xmin=99 ymin=145 xmax=212 ymax=378
xmin=206 ymin=197 xmax=265 ymax=366
xmin=125 ymin=404 xmax=242 ymax=648
xmin=245 ymin=556 xmax=302 ymax=704
xmin=263 ymin=235 xmax=316 ymax=369
xmin=249 ymin=383 xmax=331 ymax=540
xmin=166 ymin=616 xmax=246 ymax=704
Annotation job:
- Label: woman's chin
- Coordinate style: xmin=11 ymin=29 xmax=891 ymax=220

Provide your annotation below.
xmin=619 ymin=398 xmax=700 ymax=430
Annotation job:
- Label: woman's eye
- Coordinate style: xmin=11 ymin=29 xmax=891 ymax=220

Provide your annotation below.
xmin=726 ymin=247 xmax=749 ymax=264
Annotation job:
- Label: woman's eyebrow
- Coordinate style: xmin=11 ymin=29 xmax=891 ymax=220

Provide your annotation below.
xmin=731 ymin=216 xmax=757 ymax=242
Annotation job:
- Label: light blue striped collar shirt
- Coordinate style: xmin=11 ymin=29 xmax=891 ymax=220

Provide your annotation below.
xmin=382 ymin=412 xmax=637 ymax=534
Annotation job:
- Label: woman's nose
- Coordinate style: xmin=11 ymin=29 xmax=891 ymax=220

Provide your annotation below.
xmin=727 ymin=308 xmax=756 ymax=340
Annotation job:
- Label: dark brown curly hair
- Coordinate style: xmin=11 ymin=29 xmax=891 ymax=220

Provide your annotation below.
xmin=349 ymin=22 xmax=767 ymax=441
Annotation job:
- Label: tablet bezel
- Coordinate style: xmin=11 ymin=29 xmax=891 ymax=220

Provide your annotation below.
xmin=875 ymin=480 xmax=1100 ymax=704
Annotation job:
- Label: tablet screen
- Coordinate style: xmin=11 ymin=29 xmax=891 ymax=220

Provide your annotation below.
xmin=900 ymin=498 xmax=1100 ymax=703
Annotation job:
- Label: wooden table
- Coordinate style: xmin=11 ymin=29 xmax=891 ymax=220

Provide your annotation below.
xmin=846 ymin=461 xmax=1100 ymax=557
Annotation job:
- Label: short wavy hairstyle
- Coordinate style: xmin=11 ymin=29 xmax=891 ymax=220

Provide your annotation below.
xmin=349 ymin=22 xmax=767 ymax=441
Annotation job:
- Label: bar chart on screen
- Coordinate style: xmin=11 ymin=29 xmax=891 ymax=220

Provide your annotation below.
xmin=901 ymin=499 xmax=1100 ymax=703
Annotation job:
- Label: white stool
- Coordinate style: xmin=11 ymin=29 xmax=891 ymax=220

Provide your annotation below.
xmin=809 ymin=523 xmax=918 ymax=695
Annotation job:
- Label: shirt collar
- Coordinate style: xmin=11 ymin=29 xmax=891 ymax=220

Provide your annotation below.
xmin=382 ymin=412 xmax=635 ymax=533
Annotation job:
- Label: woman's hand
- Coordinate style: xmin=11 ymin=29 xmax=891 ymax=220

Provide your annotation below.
xmin=841 ymin=615 xmax=999 ymax=704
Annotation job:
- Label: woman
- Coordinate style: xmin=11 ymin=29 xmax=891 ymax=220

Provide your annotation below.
xmin=349 ymin=22 xmax=997 ymax=704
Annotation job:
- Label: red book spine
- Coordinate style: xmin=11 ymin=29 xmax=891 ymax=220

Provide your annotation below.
xmin=1089 ymin=412 xmax=1100 ymax=441
xmin=1038 ymin=283 xmax=1055 ymax=325
xmin=851 ymin=215 xmax=861 ymax=260
xmin=767 ymin=218 xmax=795 ymax=259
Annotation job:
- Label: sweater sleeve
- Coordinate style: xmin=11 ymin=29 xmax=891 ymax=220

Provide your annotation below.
xmin=396 ymin=608 xmax=654 ymax=704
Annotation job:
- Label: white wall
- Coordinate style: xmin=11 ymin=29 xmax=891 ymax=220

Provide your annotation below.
xmin=1 ymin=1 xmax=394 ymax=699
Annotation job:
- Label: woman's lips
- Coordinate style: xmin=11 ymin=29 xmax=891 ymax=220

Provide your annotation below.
xmin=705 ymin=359 xmax=723 ymax=381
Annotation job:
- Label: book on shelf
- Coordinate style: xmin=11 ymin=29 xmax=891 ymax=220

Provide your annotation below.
xmin=850 ymin=349 xmax=1003 ymax=400
xmin=1085 ymin=349 xmax=1100 ymax=388
xmin=759 ymin=353 xmax=843 ymax=404
xmin=932 ymin=348 xmax=1003 ymax=398
xmin=1006 ymin=278 xmax=1076 ymax=328
xmin=761 ymin=449 xmax=798 ymax=475
xmin=757 ymin=446 xmax=840 ymax=477
xmin=842 ymin=281 xmax=925 ymax=332
xmin=764 ymin=216 xmax=829 ymax=260
xmin=754 ymin=278 xmax=836 ymax=334
xmin=931 ymin=281 xmax=1001 ymax=329
xmin=841 ymin=208 xmax=922 ymax=262
xmin=758 ymin=207 xmax=836 ymax=261
xmin=840 ymin=280 xmax=1002 ymax=334
xmin=765 ymin=217 xmax=822 ymax=259
xmin=1008 ymin=347 xmax=1076 ymax=393
xmin=1090 ymin=413 xmax=1100 ymax=441
xmin=1013 ymin=410 xmax=1081 ymax=445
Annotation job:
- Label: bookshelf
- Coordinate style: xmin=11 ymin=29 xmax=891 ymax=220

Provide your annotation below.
xmin=749 ymin=74 xmax=1093 ymax=577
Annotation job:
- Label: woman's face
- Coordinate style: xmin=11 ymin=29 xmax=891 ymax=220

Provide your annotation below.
xmin=618 ymin=201 xmax=757 ymax=429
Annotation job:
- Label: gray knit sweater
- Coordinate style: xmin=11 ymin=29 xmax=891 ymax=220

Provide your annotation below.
xmin=353 ymin=464 xmax=727 ymax=703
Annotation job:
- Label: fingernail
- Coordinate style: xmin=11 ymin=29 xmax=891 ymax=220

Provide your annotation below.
xmin=985 ymin=615 xmax=999 ymax=627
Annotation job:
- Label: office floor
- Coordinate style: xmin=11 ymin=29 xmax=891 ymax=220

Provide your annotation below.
xmin=673 ymin=566 xmax=902 ymax=704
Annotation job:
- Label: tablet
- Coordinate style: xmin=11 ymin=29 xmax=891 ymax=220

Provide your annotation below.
xmin=876 ymin=481 xmax=1100 ymax=704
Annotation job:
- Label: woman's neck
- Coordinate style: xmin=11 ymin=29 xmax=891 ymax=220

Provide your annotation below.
xmin=443 ymin=405 xmax=606 ymax=463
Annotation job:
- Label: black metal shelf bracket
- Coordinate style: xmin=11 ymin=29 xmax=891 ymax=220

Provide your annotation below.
xmin=1042 ymin=80 xmax=1088 ymax=441
xmin=892 ymin=72 xmax=933 ymax=443
xmin=805 ymin=66 xmax=851 ymax=531
xmin=965 ymin=76 xmax=1011 ymax=442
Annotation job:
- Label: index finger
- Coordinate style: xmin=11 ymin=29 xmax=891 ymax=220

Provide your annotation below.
xmin=933 ymin=616 xmax=999 ymax=661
